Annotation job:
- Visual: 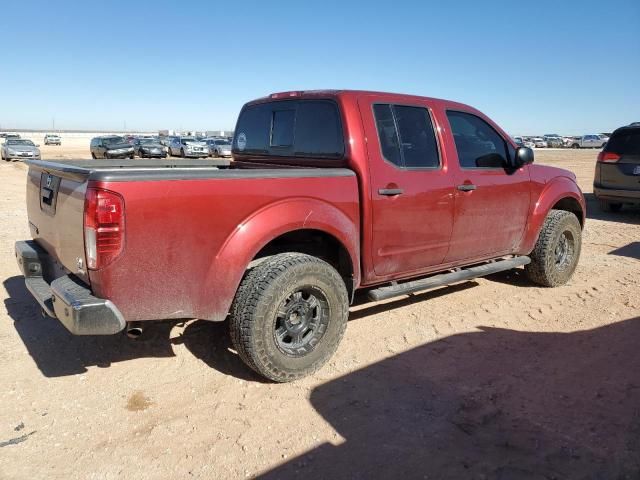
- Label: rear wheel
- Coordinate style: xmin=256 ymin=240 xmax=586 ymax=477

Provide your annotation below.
xmin=181 ymin=148 xmax=186 ymax=158
xmin=572 ymin=143 xmax=579 ymax=149
xmin=599 ymin=199 xmax=622 ymax=212
xmin=525 ymin=209 xmax=582 ymax=287
xmin=229 ymin=253 xmax=349 ymax=382
xmin=91 ymin=152 xmax=96 ymax=159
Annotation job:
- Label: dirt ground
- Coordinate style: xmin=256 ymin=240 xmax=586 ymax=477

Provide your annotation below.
xmin=1 ymin=148 xmax=639 ymax=479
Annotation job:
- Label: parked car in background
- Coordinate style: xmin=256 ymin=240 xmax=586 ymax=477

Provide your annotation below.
xmin=14 ymin=89 xmax=585 ymax=382
xmin=203 ymin=138 xmax=232 ymax=157
xmin=544 ymin=135 xmax=563 ymax=148
xmin=167 ymin=137 xmax=208 ymax=158
xmin=513 ymin=136 xmax=524 ymax=147
xmin=594 ymin=124 xmax=640 ymax=212
xmin=159 ymin=136 xmax=175 ymax=147
xmin=90 ymin=136 xmax=135 ymax=159
xmin=532 ymin=137 xmax=546 ymax=148
xmin=1 ymin=138 xmax=41 ymax=161
xmin=570 ymin=135 xmax=607 ymax=149
xmin=44 ymin=134 xmax=61 ymax=145
xmin=5 ymin=133 xmax=21 ymax=140
xmin=133 ymin=137 xmax=167 ymax=158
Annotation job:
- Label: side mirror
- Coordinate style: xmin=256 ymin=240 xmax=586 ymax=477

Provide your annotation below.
xmin=514 ymin=147 xmax=534 ymax=168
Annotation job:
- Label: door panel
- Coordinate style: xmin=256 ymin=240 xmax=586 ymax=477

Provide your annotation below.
xmin=444 ymin=110 xmax=531 ymax=262
xmin=359 ymin=99 xmax=455 ymax=277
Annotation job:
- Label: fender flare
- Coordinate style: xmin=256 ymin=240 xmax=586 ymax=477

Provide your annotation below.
xmin=520 ymin=177 xmax=585 ymax=254
xmin=198 ymin=197 xmax=360 ymax=321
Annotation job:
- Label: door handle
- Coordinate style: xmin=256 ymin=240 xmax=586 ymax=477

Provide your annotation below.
xmin=457 ymin=184 xmax=477 ymax=191
xmin=378 ymin=188 xmax=404 ymax=196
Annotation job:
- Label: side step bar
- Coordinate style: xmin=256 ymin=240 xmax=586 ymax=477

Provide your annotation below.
xmin=367 ymin=256 xmax=531 ymax=302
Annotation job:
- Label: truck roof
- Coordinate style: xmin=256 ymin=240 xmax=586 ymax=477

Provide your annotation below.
xmin=247 ymin=89 xmax=477 ymax=113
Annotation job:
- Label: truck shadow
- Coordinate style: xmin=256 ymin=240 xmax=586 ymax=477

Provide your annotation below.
xmin=259 ymin=317 xmax=640 ymax=479
xmin=3 ymin=275 xmax=180 ymax=377
xmin=3 ymin=275 xmax=277 ymax=381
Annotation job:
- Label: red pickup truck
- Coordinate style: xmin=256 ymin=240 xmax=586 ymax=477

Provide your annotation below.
xmin=15 ymin=90 xmax=585 ymax=382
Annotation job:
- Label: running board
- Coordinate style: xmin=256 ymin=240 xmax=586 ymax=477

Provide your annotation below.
xmin=367 ymin=256 xmax=531 ymax=302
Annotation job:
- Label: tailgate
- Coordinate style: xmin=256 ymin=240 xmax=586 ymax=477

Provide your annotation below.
xmin=26 ymin=163 xmax=89 ymax=283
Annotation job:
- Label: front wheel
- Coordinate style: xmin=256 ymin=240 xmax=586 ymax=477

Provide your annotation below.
xmin=180 ymin=148 xmax=186 ymax=158
xmin=229 ymin=253 xmax=349 ymax=382
xmin=91 ymin=152 xmax=97 ymax=159
xmin=525 ymin=209 xmax=582 ymax=287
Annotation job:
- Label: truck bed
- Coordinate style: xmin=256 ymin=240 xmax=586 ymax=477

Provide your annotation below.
xmin=24 ymin=158 xmax=359 ymax=322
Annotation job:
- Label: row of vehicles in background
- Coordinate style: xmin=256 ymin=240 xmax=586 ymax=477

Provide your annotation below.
xmin=89 ymin=135 xmax=233 ymax=159
xmin=1 ymin=132 xmax=60 ymax=161
xmin=512 ymin=134 xmax=610 ymax=149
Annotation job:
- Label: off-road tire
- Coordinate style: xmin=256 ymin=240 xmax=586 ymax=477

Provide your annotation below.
xmin=525 ymin=209 xmax=582 ymax=287
xmin=229 ymin=253 xmax=349 ymax=382
xmin=599 ymin=199 xmax=622 ymax=213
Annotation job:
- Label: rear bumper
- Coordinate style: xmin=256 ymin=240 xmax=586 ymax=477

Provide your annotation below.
xmin=15 ymin=240 xmax=125 ymax=335
xmin=594 ymin=185 xmax=640 ymax=203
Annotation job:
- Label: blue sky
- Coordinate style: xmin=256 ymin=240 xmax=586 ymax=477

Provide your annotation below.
xmin=1 ymin=0 xmax=638 ymax=134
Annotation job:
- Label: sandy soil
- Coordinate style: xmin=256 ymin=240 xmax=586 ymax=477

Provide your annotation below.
xmin=0 ymin=149 xmax=639 ymax=479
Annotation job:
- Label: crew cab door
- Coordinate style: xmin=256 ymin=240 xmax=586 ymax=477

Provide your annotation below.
xmin=444 ymin=110 xmax=531 ymax=262
xmin=359 ymin=99 xmax=455 ymax=277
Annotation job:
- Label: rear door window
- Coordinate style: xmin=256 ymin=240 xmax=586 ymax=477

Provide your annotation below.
xmin=372 ymin=104 xmax=440 ymax=168
xmin=234 ymin=100 xmax=344 ymax=159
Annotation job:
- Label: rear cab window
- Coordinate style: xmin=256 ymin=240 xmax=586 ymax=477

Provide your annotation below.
xmin=233 ymin=99 xmax=344 ymax=160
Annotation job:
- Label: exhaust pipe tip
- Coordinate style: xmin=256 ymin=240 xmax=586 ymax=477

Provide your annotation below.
xmin=126 ymin=322 xmax=144 ymax=339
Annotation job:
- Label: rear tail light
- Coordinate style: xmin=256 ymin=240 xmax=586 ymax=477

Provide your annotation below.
xmin=597 ymin=151 xmax=620 ymax=163
xmin=84 ymin=188 xmax=125 ymax=270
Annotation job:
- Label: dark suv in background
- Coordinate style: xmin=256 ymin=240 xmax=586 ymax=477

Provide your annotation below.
xmin=594 ymin=124 xmax=640 ymax=211
xmin=90 ymin=136 xmax=135 ymax=159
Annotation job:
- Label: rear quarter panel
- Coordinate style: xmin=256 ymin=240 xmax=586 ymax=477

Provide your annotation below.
xmin=88 ymin=172 xmax=360 ymax=322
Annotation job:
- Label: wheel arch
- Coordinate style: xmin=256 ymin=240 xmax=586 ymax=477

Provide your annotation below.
xmin=198 ymin=198 xmax=360 ymax=321
xmin=520 ymin=177 xmax=586 ymax=254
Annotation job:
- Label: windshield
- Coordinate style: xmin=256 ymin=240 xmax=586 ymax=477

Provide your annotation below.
xmin=139 ymin=138 xmax=156 ymax=144
xmin=103 ymin=136 xmax=125 ymax=145
xmin=7 ymin=139 xmax=35 ymax=146
xmin=181 ymin=138 xmax=199 ymax=144
xmin=215 ymin=140 xmax=231 ymax=146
